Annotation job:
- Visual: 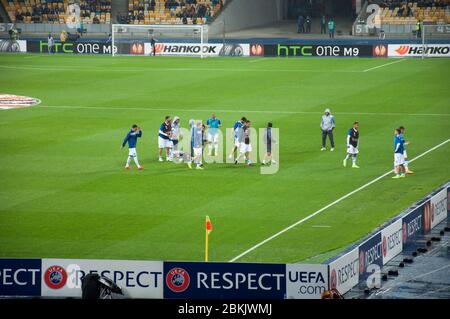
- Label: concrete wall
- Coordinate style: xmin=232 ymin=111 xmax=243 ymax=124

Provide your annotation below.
xmin=210 ymin=0 xmax=287 ymax=35
xmin=11 ymin=23 xmax=111 ymax=34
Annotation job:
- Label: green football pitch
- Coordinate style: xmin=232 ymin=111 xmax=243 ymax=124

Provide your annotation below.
xmin=0 ymin=53 xmax=449 ymax=264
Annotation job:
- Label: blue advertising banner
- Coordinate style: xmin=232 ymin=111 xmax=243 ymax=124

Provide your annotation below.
xmin=358 ymin=232 xmax=383 ymax=283
xmin=402 ymin=205 xmax=425 ymax=248
xmin=0 ymin=259 xmax=41 ymax=296
xmin=163 ymin=262 xmax=286 ymax=299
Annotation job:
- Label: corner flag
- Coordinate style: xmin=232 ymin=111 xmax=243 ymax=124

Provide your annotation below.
xmin=205 ymin=216 xmax=213 ymax=262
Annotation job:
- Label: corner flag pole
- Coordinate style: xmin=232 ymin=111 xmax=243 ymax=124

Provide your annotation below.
xmin=205 ymin=216 xmax=213 ymax=262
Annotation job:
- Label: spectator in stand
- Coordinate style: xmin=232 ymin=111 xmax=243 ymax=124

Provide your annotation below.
xmin=320 ymin=14 xmax=327 ymax=34
xmin=297 ymin=15 xmax=304 ymax=33
xmin=328 ymin=17 xmax=335 ymax=38
xmin=306 ymin=16 xmax=312 ymax=33
xmin=15 ymin=10 xmax=24 ymax=22
xmin=60 ymin=30 xmax=67 ymax=44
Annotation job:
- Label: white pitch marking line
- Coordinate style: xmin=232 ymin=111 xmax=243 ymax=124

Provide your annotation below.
xmin=229 ymin=138 xmax=450 ymax=262
xmin=0 ymin=64 xmax=362 ymax=73
xmin=363 ymin=58 xmax=406 ymax=72
xmin=37 ymin=105 xmax=450 ymax=117
xmin=311 ymin=225 xmax=331 ymax=228
xmin=249 ymin=58 xmax=267 ymax=63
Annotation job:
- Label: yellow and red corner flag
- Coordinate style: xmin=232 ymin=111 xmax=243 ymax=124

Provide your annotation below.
xmin=205 ymin=216 xmax=213 ymax=262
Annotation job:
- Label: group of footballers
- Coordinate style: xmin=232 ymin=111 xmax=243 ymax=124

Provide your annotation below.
xmin=121 ymin=112 xmax=413 ymax=177
xmin=121 ymin=113 xmax=276 ymax=170
xmin=339 ymin=121 xmax=413 ymax=177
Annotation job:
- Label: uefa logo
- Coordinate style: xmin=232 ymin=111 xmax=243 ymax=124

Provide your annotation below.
xmin=166 ymin=267 xmax=190 ymax=293
xmin=44 ymin=265 xmax=67 ymax=289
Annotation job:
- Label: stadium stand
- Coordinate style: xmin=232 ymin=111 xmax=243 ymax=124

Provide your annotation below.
xmin=125 ymin=0 xmax=225 ymax=25
xmin=377 ymin=0 xmax=450 ymax=25
xmin=2 ymin=0 xmax=111 ymax=24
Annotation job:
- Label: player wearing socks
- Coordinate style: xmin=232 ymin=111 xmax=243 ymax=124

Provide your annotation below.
xmin=399 ymin=126 xmax=413 ymax=174
xmin=206 ymin=113 xmax=222 ymax=156
xmin=343 ymin=122 xmax=360 ymax=168
xmin=158 ymin=116 xmax=172 ymax=162
xmin=262 ymin=122 xmax=276 ymax=165
xmin=235 ymin=120 xmax=252 ymax=166
xmin=229 ymin=117 xmax=247 ymax=160
xmin=192 ymin=121 xmax=204 ymax=170
xmin=393 ymin=128 xmax=406 ymax=179
xmin=121 ymin=124 xmax=143 ymax=170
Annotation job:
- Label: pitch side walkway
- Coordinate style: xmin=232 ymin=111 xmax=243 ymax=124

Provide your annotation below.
xmin=345 ymin=218 xmax=450 ymax=299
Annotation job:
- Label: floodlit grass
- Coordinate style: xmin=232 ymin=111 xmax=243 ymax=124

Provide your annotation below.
xmin=0 ymin=54 xmax=449 ymax=263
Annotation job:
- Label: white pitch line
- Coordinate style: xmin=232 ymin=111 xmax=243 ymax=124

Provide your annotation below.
xmin=229 ymin=138 xmax=450 ymax=262
xmin=249 ymin=58 xmax=267 ymax=63
xmin=311 ymin=225 xmax=331 ymax=228
xmin=37 ymin=105 xmax=450 ymax=117
xmin=363 ymin=59 xmax=406 ymax=72
xmin=0 ymin=64 xmax=362 ymax=73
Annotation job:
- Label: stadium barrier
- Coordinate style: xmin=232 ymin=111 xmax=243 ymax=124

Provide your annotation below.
xmin=327 ymin=181 xmax=449 ymax=295
xmin=2 ymin=39 xmax=450 ymax=58
xmin=0 ymin=259 xmax=328 ymax=299
xmin=1 ymin=181 xmax=448 ymax=299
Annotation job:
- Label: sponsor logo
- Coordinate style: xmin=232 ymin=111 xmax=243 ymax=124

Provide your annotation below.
xmin=0 ymin=94 xmax=41 ymax=110
xmin=44 ymin=265 xmax=67 ymax=289
xmin=390 ymin=44 xmax=450 ymax=57
xmin=154 ymin=43 xmax=164 ymax=54
xmin=373 ymin=44 xmax=387 ymax=57
xmin=382 ymin=236 xmax=387 ymax=257
xmin=166 ymin=267 xmax=190 ymax=293
xmin=250 ymin=44 xmax=264 ymax=56
xmin=395 ymin=45 xmax=410 ymax=55
xmin=131 ymin=42 xmax=144 ymax=55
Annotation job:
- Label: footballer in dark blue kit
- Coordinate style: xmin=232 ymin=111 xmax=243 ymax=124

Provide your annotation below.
xmin=121 ymin=124 xmax=143 ymax=170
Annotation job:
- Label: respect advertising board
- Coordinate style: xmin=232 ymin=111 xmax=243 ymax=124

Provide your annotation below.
xmin=358 ymin=232 xmax=383 ymax=283
xmin=328 ymin=247 xmax=359 ymax=295
xmin=402 ymin=205 xmax=426 ymax=248
xmin=41 ymin=258 xmax=163 ymax=298
xmin=164 ymin=261 xmax=286 ymax=299
xmin=380 ymin=219 xmax=403 ymax=265
xmin=430 ymin=188 xmax=448 ymax=229
xmin=0 ymin=259 xmax=42 ymax=297
xmin=259 ymin=44 xmax=374 ymax=57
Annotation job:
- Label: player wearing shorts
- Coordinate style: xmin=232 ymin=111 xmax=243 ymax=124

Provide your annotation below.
xmin=393 ymin=128 xmax=406 ymax=179
xmin=343 ymin=121 xmax=360 ymax=168
xmin=399 ymin=126 xmax=413 ymax=174
xmin=121 ymin=124 xmax=143 ymax=170
xmin=228 ymin=117 xmax=247 ymax=160
xmin=235 ymin=120 xmax=252 ymax=166
xmin=158 ymin=116 xmax=172 ymax=162
xmin=206 ymin=113 xmax=222 ymax=156
xmin=192 ymin=121 xmax=204 ymax=170
xmin=262 ymin=122 xmax=276 ymax=165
